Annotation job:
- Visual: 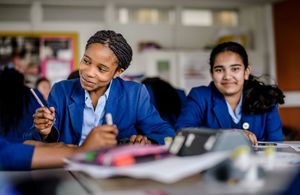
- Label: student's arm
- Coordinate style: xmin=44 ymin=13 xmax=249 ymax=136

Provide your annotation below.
xmin=175 ymin=88 xmax=205 ymax=131
xmin=31 ymin=124 xmax=118 ymax=169
xmin=0 ymin=138 xmax=34 ymax=170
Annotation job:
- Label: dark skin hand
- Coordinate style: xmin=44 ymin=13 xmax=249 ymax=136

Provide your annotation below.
xmin=33 ymin=107 xmax=55 ymax=139
xmin=129 ymin=135 xmax=152 ymax=144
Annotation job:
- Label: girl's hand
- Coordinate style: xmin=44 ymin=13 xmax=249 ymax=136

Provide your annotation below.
xmin=129 ymin=135 xmax=152 ymax=145
xmin=243 ymin=130 xmax=258 ymax=145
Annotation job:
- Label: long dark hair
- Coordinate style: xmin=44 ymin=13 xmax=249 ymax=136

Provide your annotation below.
xmin=0 ymin=68 xmax=31 ymax=134
xmin=209 ymin=41 xmax=285 ymax=114
xmin=142 ymin=77 xmax=182 ymax=124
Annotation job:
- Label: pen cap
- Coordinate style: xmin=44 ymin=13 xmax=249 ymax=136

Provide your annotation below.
xmin=105 ymin=113 xmax=113 ymax=125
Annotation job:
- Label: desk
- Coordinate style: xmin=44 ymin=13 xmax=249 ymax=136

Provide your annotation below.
xmin=69 ymin=168 xmax=296 ymax=195
xmin=1 ymin=142 xmax=299 ymax=195
xmin=1 ymin=168 xmax=295 ymax=195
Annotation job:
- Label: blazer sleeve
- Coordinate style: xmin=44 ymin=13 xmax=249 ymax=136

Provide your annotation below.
xmin=135 ymin=85 xmax=175 ymax=144
xmin=265 ymin=105 xmax=283 ymax=141
xmin=0 ymin=137 xmax=34 ymax=170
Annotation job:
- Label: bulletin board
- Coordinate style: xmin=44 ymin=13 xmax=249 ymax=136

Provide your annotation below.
xmin=0 ymin=32 xmax=79 ymax=87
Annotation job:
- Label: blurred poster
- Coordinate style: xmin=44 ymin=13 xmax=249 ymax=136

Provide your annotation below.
xmin=178 ymin=51 xmax=211 ymax=93
xmin=40 ymin=36 xmax=77 ymax=85
xmin=0 ymin=32 xmax=78 ymax=87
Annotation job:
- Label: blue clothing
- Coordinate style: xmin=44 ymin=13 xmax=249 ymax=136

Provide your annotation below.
xmin=175 ymin=83 xmax=283 ymax=141
xmin=26 ymin=78 xmax=175 ymax=145
xmin=0 ymin=89 xmax=46 ymax=143
xmin=0 ymin=136 xmax=34 ymax=170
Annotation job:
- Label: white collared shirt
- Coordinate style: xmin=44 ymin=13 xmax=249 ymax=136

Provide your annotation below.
xmin=226 ymin=95 xmax=242 ymax=124
xmin=79 ymin=81 xmax=112 ymax=145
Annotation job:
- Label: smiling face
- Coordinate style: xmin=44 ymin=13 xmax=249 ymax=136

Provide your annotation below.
xmin=211 ymin=51 xmax=250 ymax=98
xmin=79 ymin=43 xmax=124 ymax=94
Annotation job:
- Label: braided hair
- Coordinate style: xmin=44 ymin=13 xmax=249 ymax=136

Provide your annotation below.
xmin=86 ymin=30 xmax=133 ymax=70
xmin=209 ymin=41 xmax=285 ymax=114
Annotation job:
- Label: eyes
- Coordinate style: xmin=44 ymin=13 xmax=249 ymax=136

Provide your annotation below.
xmin=81 ymin=58 xmax=90 ymax=65
xmin=213 ymin=65 xmax=241 ymax=73
xmin=81 ymin=57 xmax=109 ymax=73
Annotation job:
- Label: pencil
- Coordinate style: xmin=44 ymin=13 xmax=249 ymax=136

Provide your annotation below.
xmin=30 ymin=88 xmax=45 ymax=107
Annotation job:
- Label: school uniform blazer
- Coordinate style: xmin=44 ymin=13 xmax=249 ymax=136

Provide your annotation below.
xmin=0 ymin=136 xmax=34 ymax=170
xmin=26 ymin=78 xmax=175 ymax=145
xmin=175 ymin=83 xmax=283 ymax=141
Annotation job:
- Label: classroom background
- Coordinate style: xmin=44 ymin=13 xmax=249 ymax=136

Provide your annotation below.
xmin=0 ymin=0 xmax=299 ymax=139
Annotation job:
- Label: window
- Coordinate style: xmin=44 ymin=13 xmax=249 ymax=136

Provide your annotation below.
xmin=117 ymin=7 xmax=174 ymax=25
xmin=182 ymin=9 xmax=213 ymax=26
xmin=181 ymin=8 xmax=238 ymax=27
xmin=43 ymin=5 xmax=104 ymax=22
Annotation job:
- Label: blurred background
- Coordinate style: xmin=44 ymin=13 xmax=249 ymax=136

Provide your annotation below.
xmin=0 ymin=0 xmax=299 ymax=138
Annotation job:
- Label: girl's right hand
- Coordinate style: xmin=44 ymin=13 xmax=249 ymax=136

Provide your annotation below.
xmin=243 ymin=130 xmax=258 ymax=145
xmin=33 ymin=107 xmax=55 ymax=138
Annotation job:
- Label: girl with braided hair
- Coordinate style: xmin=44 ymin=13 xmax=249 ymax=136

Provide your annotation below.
xmin=26 ymin=30 xmax=175 ymax=146
xmin=176 ymin=42 xmax=285 ymax=144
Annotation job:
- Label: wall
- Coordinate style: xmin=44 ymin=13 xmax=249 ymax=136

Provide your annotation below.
xmin=0 ymin=0 xmax=274 ymax=81
xmin=273 ymin=0 xmax=300 ymax=136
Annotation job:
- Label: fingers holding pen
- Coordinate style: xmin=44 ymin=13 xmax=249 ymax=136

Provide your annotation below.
xmin=33 ymin=107 xmax=55 ymax=130
xmin=34 ymin=107 xmax=55 ymax=120
xmin=82 ymin=125 xmax=119 ymax=150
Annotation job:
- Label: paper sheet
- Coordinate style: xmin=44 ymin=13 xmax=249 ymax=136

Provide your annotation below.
xmin=65 ymin=151 xmax=229 ymax=184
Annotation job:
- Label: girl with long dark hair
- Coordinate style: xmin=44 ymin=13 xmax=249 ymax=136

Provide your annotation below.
xmin=176 ymin=42 xmax=285 ymax=144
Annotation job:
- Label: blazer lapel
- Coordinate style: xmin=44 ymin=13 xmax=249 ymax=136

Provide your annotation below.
xmin=105 ymin=78 xmax=124 ymax=125
xmin=68 ymin=80 xmax=85 ymax=136
xmin=212 ymin=88 xmax=232 ymax=128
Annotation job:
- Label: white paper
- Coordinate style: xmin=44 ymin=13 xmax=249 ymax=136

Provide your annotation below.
xmin=65 ymin=151 xmax=229 ymax=184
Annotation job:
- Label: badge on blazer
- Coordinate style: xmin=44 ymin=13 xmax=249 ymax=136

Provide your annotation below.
xmin=242 ymin=122 xmax=250 ymax=130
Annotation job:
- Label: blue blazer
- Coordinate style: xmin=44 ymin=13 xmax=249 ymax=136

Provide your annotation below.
xmin=0 ymin=136 xmax=34 ymax=170
xmin=26 ymin=78 xmax=175 ymax=145
xmin=175 ymin=84 xmax=283 ymax=141
xmin=0 ymin=89 xmax=46 ymax=143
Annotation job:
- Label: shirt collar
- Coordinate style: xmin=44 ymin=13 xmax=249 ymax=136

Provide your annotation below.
xmin=84 ymin=80 xmax=113 ymax=105
xmin=226 ymin=94 xmax=243 ymax=123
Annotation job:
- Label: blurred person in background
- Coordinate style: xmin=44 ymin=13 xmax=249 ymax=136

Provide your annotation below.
xmin=67 ymin=69 xmax=79 ymax=80
xmin=0 ymin=64 xmax=46 ymax=143
xmin=35 ymin=77 xmax=51 ymax=101
xmin=142 ymin=77 xmax=186 ymax=128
